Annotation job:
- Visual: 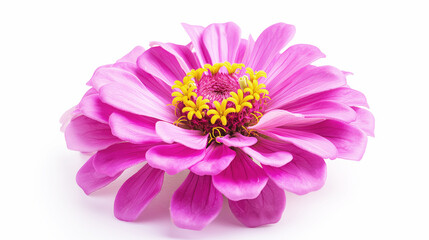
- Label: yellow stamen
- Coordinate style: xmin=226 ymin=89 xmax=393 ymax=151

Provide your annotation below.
xmin=227 ymin=89 xmax=254 ymax=112
xmin=181 ymin=96 xmax=210 ymax=120
xmin=207 ymin=99 xmax=236 ymax=125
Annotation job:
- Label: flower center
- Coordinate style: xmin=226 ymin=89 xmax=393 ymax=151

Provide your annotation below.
xmin=170 ymin=62 xmax=270 ymax=140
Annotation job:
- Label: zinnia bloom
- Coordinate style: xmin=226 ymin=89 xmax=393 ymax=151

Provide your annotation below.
xmin=61 ymin=22 xmax=374 ymax=230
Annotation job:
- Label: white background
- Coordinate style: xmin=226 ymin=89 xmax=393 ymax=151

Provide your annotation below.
xmin=1 ymin=0 xmax=428 ymax=239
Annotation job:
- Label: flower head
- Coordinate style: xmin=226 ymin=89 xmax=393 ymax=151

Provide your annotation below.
xmin=62 ymin=22 xmax=374 ymax=230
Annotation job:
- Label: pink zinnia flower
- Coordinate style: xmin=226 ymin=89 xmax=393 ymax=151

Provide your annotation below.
xmin=61 ymin=22 xmax=374 ymax=230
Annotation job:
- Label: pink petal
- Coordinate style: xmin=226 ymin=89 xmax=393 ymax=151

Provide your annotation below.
xmin=264 ymin=44 xmax=325 ymax=88
xmin=268 ymin=65 xmax=347 ymax=110
xmin=216 ymin=133 xmax=257 ymax=147
xmin=238 ymin=35 xmax=255 ymax=65
xmin=155 ymin=121 xmax=208 ymax=150
xmin=114 ymin=164 xmax=164 ymax=221
xmin=261 ymin=128 xmax=338 ymax=159
xmin=151 ymin=42 xmax=200 ymax=71
xmin=296 ymin=120 xmax=368 ymax=160
xmin=116 ymin=46 xmax=145 ymax=64
xmin=99 ymin=82 xmax=175 ymax=122
xmin=171 ymin=173 xmax=223 ymax=230
xmin=137 ymin=46 xmax=187 ymax=87
xmin=229 ymin=180 xmax=286 ymax=227
xmin=111 ymin=62 xmax=172 ymax=105
xmin=92 ymin=142 xmax=155 ymax=177
xmin=202 ymin=22 xmax=241 ymax=63
xmin=250 ymin=109 xmax=322 ymax=131
xmin=146 ymin=144 xmax=205 ymax=175
xmin=182 ymin=23 xmax=211 ymax=65
xmin=263 ymin=145 xmax=326 ymax=195
xmin=89 ymin=67 xmax=145 ymax=92
xmin=241 ymin=138 xmax=293 ymax=167
xmin=282 ymin=87 xmax=369 ymax=109
xmin=109 ymin=112 xmax=161 ymax=144
xmin=246 ymin=23 xmax=295 ymax=71
xmin=65 ymin=116 xmax=120 ymax=152
xmin=212 ymin=149 xmax=268 ymax=201
xmin=76 ymin=156 xmax=121 ymax=195
xmin=287 ymin=100 xmax=357 ymax=123
xmin=190 ymin=143 xmax=236 ymax=175
xmin=60 ymin=105 xmax=79 ymax=132
xmin=351 ymin=107 xmax=375 ymax=137
xmin=78 ymin=94 xmax=116 ymax=124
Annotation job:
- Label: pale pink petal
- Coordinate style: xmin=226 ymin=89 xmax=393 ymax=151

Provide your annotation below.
xmin=246 ymin=23 xmax=295 ymax=71
xmin=60 ymin=105 xmax=79 ymax=132
xmin=182 ymin=23 xmax=211 ymax=65
xmin=78 ymin=94 xmax=116 ymax=124
xmin=89 ymin=67 xmax=145 ymax=91
xmin=114 ymin=164 xmax=164 ymax=221
xmin=239 ymin=35 xmax=255 ymax=65
xmin=282 ymin=87 xmax=369 ymax=109
xmin=155 ymin=122 xmax=209 ymax=150
xmin=212 ymin=150 xmax=268 ymax=201
xmin=268 ymin=65 xmax=347 ymax=110
xmin=250 ymin=109 xmax=322 ymax=131
xmin=296 ymin=120 xmax=368 ymax=160
xmin=351 ymin=107 xmax=375 ymax=137
xmin=261 ymin=128 xmax=338 ymax=159
xmin=171 ymin=173 xmax=223 ymax=230
xmin=190 ymin=143 xmax=236 ymax=175
xmin=137 ymin=46 xmax=187 ymax=87
xmin=76 ymin=156 xmax=121 ymax=195
xmin=264 ymin=44 xmax=325 ymax=88
xmin=287 ymin=100 xmax=357 ymax=123
xmin=116 ymin=46 xmax=145 ymax=63
xmin=99 ymin=82 xmax=176 ymax=122
xmin=109 ymin=112 xmax=161 ymax=144
xmin=229 ymin=180 xmax=285 ymax=227
xmin=92 ymin=142 xmax=155 ymax=177
xmin=146 ymin=144 xmax=205 ymax=175
xmin=216 ymin=133 xmax=257 ymax=147
xmin=263 ymin=145 xmax=326 ymax=195
xmin=202 ymin=22 xmax=241 ymax=63
xmin=241 ymin=138 xmax=293 ymax=167
xmin=65 ymin=116 xmax=120 ymax=152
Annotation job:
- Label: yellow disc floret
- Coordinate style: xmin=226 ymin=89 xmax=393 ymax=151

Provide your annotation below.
xmin=243 ymin=68 xmax=269 ymax=101
xmin=227 ymin=89 xmax=254 ymax=112
xmin=182 ymin=96 xmax=210 ymax=120
xmin=207 ymin=99 xmax=236 ymax=125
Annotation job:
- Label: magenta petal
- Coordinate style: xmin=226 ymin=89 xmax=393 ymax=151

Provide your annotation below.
xmin=202 ymin=22 xmax=241 ymax=63
xmin=190 ymin=143 xmax=236 ymax=175
xmin=250 ymin=109 xmax=322 ymax=130
xmin=182 ymin=23 xmax=211 ymax=65
xmin=216 ymin=133 xmax=257 ymax=147
xmin=109 ymin=112 xmax=161 ymax=144
xmin=116 ymin=46 xmax=145 ymax=64
xmin=269 ymin=66 xmax=347 ymax=110
xmin=76 ymin=156 xmax=121 ymax=195
xmin=93 ymin=142 xmax=154 ymax=177
xmin=212 ymin=150 xmax=268 ymax=201
xmin=263 ymin=146 xmax=326 ymax=195
xmin=151 ymin=42 xmax=200 ymax=71
xmin=99 ymin=82 xmax=175 ymax=122
xmin=229 ymin=180 xmax=286 ymax=227
xmin=89 ymin=67 xmax=145 ymax=91
xmin=78 ymin=94 xmax=116 ymax=124
xmin=65 ymin=116 xmax=120 ymax=152
xmin=297 ymin=120 xmax=368 ymax=160
xmin=137 ymin=46 xmax=187 ymax=87
xmin=114 ymin=164 xmax=164 ymax=221
xmin=262 ymin=128 xmax=338 ymax=159
xmin=146 ymin=144 xmax=205 ymax=175
xmin=247 ymin=23 xmax=295 ymax=70
xmin=287 ymin=100 xmax=357 ymax=123
xmin=265 ymin=44 xmax=325 ymax=88
xmin=171 ymin=173 xmax=223 ymax=230
xmin=155 ymin=121 xmax=208 ymax=150
xmin=242 ymin=138 xmax=293 ymax=167
xmin=351 ymin=107 xmax=375 ymax=137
